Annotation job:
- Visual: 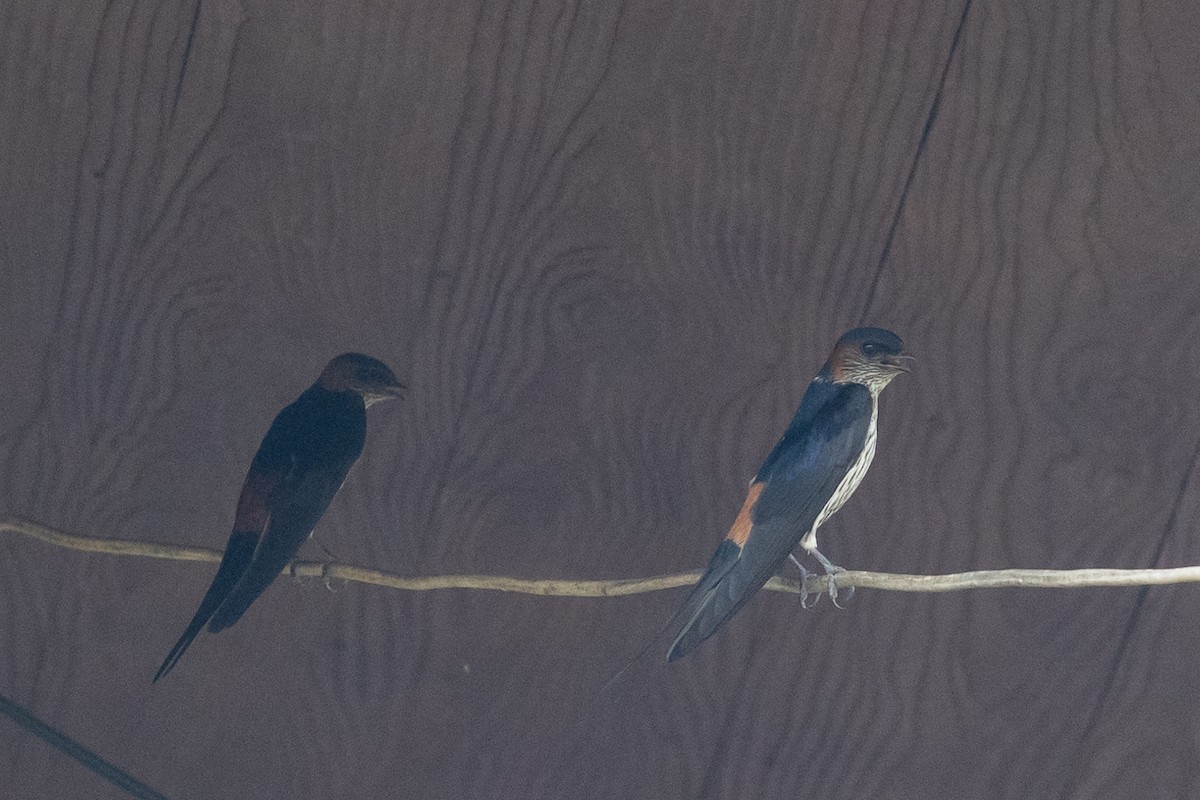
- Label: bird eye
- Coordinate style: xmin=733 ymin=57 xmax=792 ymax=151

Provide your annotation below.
xmin=862 ymin=342 xmax=878 ymax=356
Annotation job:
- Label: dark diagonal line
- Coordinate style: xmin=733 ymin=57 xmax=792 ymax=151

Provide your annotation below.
xmin=0 ymin=692 xmax=170 ymax=800
xmin=169 ymin=0 xmax=203 ymax=124
xmin=861 ymin=0 xmax=974 ymax=319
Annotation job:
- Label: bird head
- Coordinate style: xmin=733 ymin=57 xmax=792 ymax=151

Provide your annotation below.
xmin=318 ymin=353 xmax=406 ymax=406
xmin=826 ymin=327 xmax=913 ymax=393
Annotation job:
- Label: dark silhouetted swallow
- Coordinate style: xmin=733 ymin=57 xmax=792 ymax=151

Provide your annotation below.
xmin=666 ymin=328 xmax=911 ymax=661
xmin=153 ymin=353 xmax=404 ymax=682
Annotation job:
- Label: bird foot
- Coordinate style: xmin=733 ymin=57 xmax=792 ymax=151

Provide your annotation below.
xmin=824 ymin=566 xmax=855 ymax=609
xmin=285 ymin=560 xmax=340 ymax=591
xmin=800 ymin=574 xmax=819 ymax=609
xmin=321 ymin=561 xmax=340 ymax=593
xmin=788 ymin=555 xmax=819 ymax=609
xmin=808 ymin=548 xmax=855 ymax=608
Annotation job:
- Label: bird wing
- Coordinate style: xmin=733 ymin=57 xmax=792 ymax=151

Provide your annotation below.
xmin=205 ymin=455 xmax=356 ymax=633
xmin=152 ymin=427 xmax=296 ymax=682
xmin=205 ymin=388 xmax=365 ymax=633
xmin=667 ymin=382 xmax=872 ymax=660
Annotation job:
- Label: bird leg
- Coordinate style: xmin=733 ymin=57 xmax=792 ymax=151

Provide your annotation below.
xmin=788 ymin=554 xmax=818 ymax=609
xmin=314 ymin=539 xmax=341 ymax=561
xmin=809 ymin=547 xmax=854 ymax=609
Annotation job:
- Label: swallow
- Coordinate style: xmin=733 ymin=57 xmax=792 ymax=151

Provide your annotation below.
xmin=153 ymin=353 xmax=404 ymax=682
xmin=666 ymin=327 xmax=911 ymax=662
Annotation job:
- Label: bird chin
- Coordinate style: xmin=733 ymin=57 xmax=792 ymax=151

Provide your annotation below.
xmin=861 ymin=371 xmax=904 ymax=394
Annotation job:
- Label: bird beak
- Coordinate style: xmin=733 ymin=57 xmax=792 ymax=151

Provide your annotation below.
xmin=884 ymin=354 xmax=916 ymax=373
xmin=365 ymin=382 xmax=406 ymax=406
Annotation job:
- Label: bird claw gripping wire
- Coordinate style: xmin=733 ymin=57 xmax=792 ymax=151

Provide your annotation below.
xmin=792 ymin=552 xmax=855 ymax=608
xmin=810 ymin=548 xmax=854 ymax=609
xmin=824 ymin=566 xmax=854 ymax=609
xmin=789 ymin=554 xmax=820 ymax=609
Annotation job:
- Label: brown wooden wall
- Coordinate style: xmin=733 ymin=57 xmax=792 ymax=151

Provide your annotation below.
xmin=4 ymin=0 xmax=1200 ymax=797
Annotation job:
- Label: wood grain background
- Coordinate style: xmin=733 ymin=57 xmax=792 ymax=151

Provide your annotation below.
xmin=4 ymin=0 xmax=1200 ymax=797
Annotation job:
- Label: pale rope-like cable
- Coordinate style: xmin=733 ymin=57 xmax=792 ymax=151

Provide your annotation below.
xmin=6 ymin=516 xmax=1200 ymax=597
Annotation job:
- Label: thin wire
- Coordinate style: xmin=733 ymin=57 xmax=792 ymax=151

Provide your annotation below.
xmin=0 ymin=692 xmax=170 ymax=800
xmin=860 ymin=0 xmax=975 ymax=318
xmin=7 ymin=517 xmax=1200 ymax=596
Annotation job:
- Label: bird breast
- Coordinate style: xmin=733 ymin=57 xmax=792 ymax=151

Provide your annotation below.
xmin=813 ymin=393 xmax=879 ymax=532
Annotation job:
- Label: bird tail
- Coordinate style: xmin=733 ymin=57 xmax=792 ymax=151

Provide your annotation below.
xmin=593 ymin=540 xmax=743 ymax=693
xmin=153 ymin=531 xmax=260 ymax=682
xmin=206 ymin=534 xmax=296 ymax=633
xmin=595 ymin=605 xmax=683 ymax=695
xmin=666 ymin=539 xmax=755 ymax=661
